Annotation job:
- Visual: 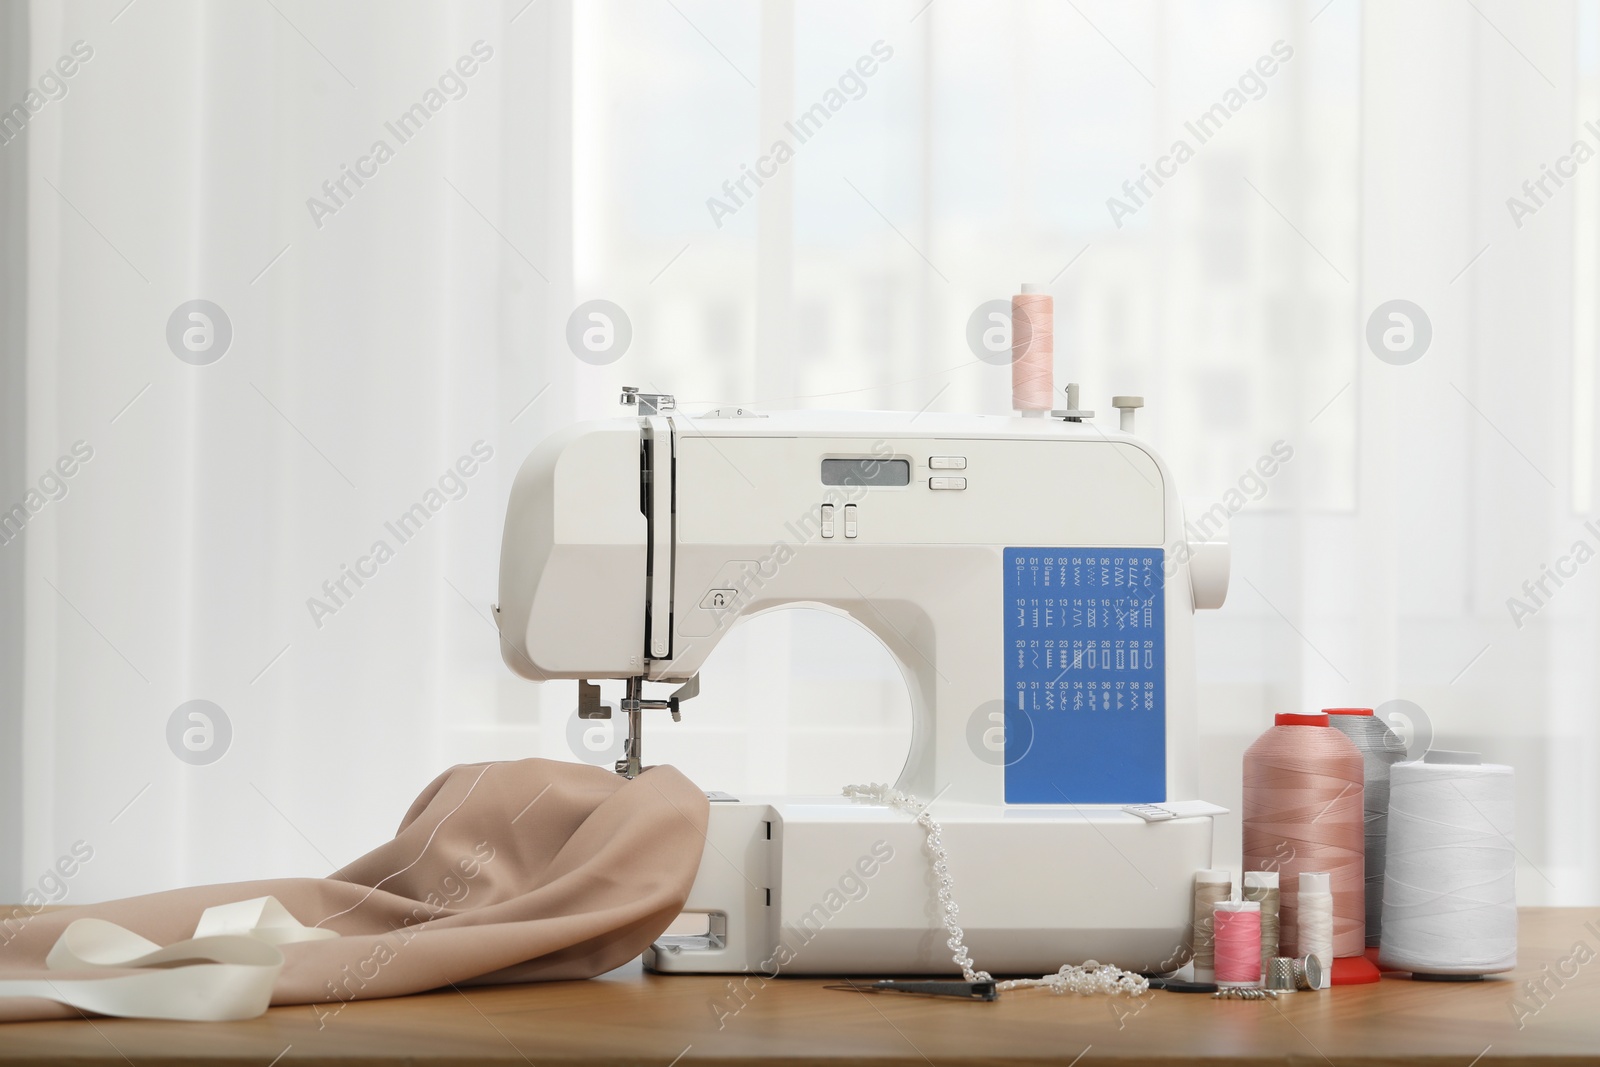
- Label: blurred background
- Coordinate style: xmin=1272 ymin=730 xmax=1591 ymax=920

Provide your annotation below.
xmin=0 ymin=0 xmax=1594 ymax=907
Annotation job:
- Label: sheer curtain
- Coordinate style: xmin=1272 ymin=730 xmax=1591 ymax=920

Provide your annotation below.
xmin=11 ymin=0 xmax=576 ymax=898
xmin=4 ymin=0 xmax=1595 ymax=907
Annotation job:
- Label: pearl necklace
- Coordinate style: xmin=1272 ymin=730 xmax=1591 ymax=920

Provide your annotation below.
xmin=842 ymin=782 xmax=1151 ymax=998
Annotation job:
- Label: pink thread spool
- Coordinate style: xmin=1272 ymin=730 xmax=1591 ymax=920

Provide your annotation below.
xmin=1242 ymin=712 xmax=1366 ymax=960
xmin=1214 ymin=901 xmax=1263 ymax=987
xmin=1011 ymin=284 xmax=1053 ymax=414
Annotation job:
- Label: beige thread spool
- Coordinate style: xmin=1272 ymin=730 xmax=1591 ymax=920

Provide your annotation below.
xmin=1244 ymin=870 xmax=1280 ymax=975
xmin=1191 ymin=869 xmax=1231 ymax=982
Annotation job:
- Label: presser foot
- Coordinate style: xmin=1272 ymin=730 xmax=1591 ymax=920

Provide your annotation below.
xmin=608 ymin=675 xmax=699 ymax=779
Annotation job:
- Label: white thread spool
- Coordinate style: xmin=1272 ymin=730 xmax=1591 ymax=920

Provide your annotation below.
xmin=1298 ymin=872 xmax=1333 ymax=989
xmin=1379 ymin=751 xmax=1518 ymax=978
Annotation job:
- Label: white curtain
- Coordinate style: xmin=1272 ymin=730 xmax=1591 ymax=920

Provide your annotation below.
xmin=5 ymin=0 xmax=1595 ymax=907
xmin=13 ymin=0 xmax=580 ymax=898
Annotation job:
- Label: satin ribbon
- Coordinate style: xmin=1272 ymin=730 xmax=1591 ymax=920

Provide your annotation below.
xmin=0 ymin=896 xmax=336 ymax=1020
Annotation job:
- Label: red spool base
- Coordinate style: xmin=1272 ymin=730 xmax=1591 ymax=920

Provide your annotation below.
xmin=1366 ymin=945 xmax=1406 ymax=973
xmin=1332 ymin=955 xmax=1382 ymax=985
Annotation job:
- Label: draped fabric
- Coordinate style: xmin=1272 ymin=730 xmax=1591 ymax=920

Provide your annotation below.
xmin=0 ymin=759 xmax=708 ymax=1022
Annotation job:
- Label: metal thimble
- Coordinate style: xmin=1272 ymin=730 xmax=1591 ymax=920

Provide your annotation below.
xmin=1303 ymin=953 xmax=1326 ymax=990
xmin=1266 ymin=955 xmax=1319 ymax=992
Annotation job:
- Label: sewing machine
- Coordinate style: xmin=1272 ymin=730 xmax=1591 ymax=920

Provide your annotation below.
xmin=496 ymin=387 xmax=1229 ymax=975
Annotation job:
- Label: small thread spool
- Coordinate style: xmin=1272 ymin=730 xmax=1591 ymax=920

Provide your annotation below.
xmin=1326 ymin=708 xmax=1405 ymax=947
xmin=1242 ymin=712 xmax=1366 ymax=958
xmin=1299 ymin=871 xmax=1334 ymax=983
xmin=1191 ymin=869 xmax=1232 ymax=982
xmin=1243 ymin=870 xmax=1280 ymax=975
xmin=1379 ymin=751 xmax=1518 ymax=979
xmin=1214 ymin=901 xmax=1262 ymax=987
xmin=1011 ymin=284 xmax=1054 ymax=414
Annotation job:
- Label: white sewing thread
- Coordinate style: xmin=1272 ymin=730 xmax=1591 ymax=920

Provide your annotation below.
xmin=843 ymin=783 xmax=1149 ymax=997
xmin=1297 ymin=877 xmax=1334 ymax=973
xmin=316 ymin=762 xmax=497 ymax=927
xmin=1380 ymin=759 xmax=1518 ymax=975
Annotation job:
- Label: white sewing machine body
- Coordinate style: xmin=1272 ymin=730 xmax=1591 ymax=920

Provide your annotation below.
xmin=497 ymin=400 xmax=1228 ymax=974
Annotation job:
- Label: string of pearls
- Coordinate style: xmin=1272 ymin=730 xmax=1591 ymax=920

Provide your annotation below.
xmin=842 ymin=783 xmax=1149 ymax=998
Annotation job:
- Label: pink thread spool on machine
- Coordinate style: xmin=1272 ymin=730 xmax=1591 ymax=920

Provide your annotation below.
xmin=1008 ymin=282 xmax=1110 ymax=425
xmin=1010 ymin=284 xmax=1055 ymax=415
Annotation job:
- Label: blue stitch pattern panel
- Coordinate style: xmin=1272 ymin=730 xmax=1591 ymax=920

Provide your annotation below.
xmin=1003 ymin=548 xmax=1166 ymax=804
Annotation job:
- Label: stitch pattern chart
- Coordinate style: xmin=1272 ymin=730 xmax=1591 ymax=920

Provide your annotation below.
xmin=1003 ymin=548 xmax=1167 ymax=804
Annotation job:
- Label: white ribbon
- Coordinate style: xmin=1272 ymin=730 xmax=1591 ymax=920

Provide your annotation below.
xmin=0 ymin=896 xmax=336 ymax=1021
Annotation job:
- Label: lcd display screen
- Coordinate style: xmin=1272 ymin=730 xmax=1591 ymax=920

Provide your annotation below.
xmin=820 ymin=458 xmax=910 ymax=487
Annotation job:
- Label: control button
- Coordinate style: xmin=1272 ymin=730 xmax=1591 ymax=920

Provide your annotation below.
xmin=699 ymin=589 xmax=737 ymax=610
xmin=929 ymin=456 xmax=967 ymax=470
xmin=844 ymin=504 xmax=858 ymax=538
xmin=821 ymin=503 xmax=835 ymax=538
xmin=929 ymin=477 xmax=967 ymax=491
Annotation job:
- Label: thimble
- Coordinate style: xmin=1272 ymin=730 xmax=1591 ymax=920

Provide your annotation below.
xmin=1266 ymin=957 xmax=1299 ymax=992
xmin=1266 ymin=956 xmax=1321 ymax=992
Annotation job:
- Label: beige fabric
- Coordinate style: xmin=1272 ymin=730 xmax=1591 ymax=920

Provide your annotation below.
xmin=0 ymin=759 xmax=708 ymax=1022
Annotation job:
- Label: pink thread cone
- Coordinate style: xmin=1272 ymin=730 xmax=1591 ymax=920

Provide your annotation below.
xmin=1242 ymin=712 xmax=1366 ymax=958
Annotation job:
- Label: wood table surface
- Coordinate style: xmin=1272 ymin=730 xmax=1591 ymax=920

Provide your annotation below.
xmin=0 ymin=906 xmax=1596 ymax=1065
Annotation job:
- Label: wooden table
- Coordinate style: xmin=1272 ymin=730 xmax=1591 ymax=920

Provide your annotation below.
xmin=1 ymin=907 xmax=1595 ymax=1065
